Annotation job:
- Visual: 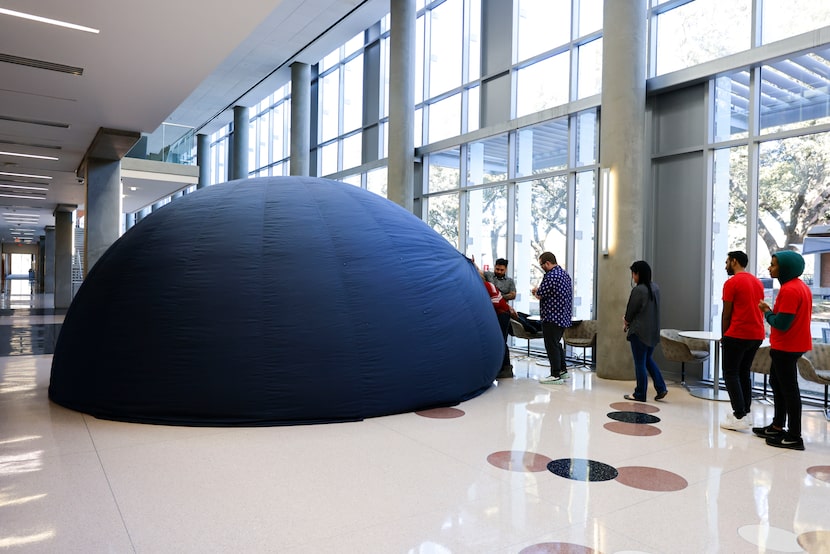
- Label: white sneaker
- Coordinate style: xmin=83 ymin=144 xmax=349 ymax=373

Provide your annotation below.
xmin=539 ymin=375 xmax=566 ymax=385
xmin=720 ymin=413 xmax=750 ymax=432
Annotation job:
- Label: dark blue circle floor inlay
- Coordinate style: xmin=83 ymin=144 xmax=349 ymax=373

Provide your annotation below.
xmin=607 ymin=411 xmax=661 ymax=424
xmin=547 ymin=458 xmax=618 ymax=481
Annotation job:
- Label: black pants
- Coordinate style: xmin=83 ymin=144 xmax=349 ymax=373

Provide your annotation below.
xmin=496 ymin=310 xmax=511 ymax=368
xmin=542 ymin=322 xmax=566 ymax=377
xmin=769 ymin=349 xmax=804 ymax=438
xmin=721 ymin=336 xmax=761 ymax=418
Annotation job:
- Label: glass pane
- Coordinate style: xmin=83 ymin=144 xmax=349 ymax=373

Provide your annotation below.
xmin=711 ymin=146 xmax=748 ymax=336
xmin=415 ymin=107 xmax=423 ymax=148
xmin=319 ymin=69 xmax=340 ymax=142
xmin=416 ymin=15 xmax=425 ymax=104
xmin=516 ymin=118 xmax=569 ymax=177
xmin=713 ymin=72 xmax=750 ymax=142
xmin=272 ymin=103 xmax=285 ymax=161
xmin=467 ymin=86 xmax=480 ymax=133
xmin=320 ymin=48 xmax=340 ymax=73
xmin=516 ymin=0 xmax=571 ymax=62
xmin=344 ymin=32 xmax=365 ymax=57
xmin=429 ymin=0 xmax=463 ymax=98
xmin=381 ymin=37 xmax=390 ymax=119
xmin=468 ymin=0 xmax=481 ymax=82
xmin=762 ymin=0 xmax=830 ymax=45
xmin=573 ymin=170 xmax=595 ymax=319
xmin=320 ymin=142 xmax=338 ymax=176
xmin=575 ymin=110 xmax=598 ymax=167
xmin=342 ymin=133 xmax=362 ymax=171
xmin=758 ymin=132 xmax=830 ymax=338
xmin=759 ymin=48 xmax=830 ymax=134
xmin=516 ymin=52 xmax=570 ymax=118
xmin=428 ymin=94 xmax=461 ymax=143
xmin=343 ymin=54 xmax=364 ymax=133
xmin=577 ymin=38 xmax=602 ymax=99
xmin=513 ymin=176 xmax=568 ymax=316
xmin=341 ymin=175 xmax=361 ymax=187
xmin=578 ymin=0 xmax=603 ymax=37
xmin=426 ymin=193 xmax=460 ymax=249
xmin=427 ymin=148 xmax=461 ymax=193
xmin=654 ymin=0 xmax=751 ymax=76
xmin=367 ymin=166 xmax=387 ymax=197
xmin=467 ymin=134 xmax=508 ymax=186
xmin=466 ymin=185 xmax=507 ymax=272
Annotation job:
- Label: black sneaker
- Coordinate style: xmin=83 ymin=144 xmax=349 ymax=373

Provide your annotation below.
xmin=752 ymin=425 xmax=784 ymax=439
xmin=765 ymin=435 xmax=805 ymax=451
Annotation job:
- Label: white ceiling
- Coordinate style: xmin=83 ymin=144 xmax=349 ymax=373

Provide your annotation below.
xmin=0 ymin=0 xmax=386 ymax=244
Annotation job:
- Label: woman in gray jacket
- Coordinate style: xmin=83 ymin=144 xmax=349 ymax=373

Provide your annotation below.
xmin=623 ymin=260 xmax=668 ymax=402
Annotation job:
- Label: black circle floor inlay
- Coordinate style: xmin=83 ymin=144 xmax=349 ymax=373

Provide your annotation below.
xmin=547 ymin=458 xmax=618 ymax=481
xmin=607 ymin=411 xmax=661 ymax=424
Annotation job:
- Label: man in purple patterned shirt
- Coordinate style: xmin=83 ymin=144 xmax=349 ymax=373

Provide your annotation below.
xmin=532 ymin=252 xmax=573 ymax=385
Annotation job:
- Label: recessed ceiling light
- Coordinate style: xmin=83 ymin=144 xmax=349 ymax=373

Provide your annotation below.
xmin=0 ymin=184 xmax=49 ymax=191
xmin=0 ymin=150 xmax=58 ymax=161
xmin=0 ymin=193 xmax=45 ymax=200
xmin=0 ymin=8 xmax=99 ymax=34
xmin=0 ymin=171 xmax=52 ymax=180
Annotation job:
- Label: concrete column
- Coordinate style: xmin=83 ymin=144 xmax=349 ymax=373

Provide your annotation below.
xmin=54 ymin=212 xmax=73 ymax=309
xmin=387 ymin=0 xmax=416 ymax=212
xmin=84 ymin=159 xmax=121 ymax=275
xmin=231 ymin=105 xmax=250 ymax=180
xmin=197 ymin=132 xmax=210 ymax=188
xmin=290 ymin=62 xmax=311 ymax=176
xmin=596 ymin=0 xmax=648 ymax=380
xmin=44 ymin=226 xmax=55 ymax=294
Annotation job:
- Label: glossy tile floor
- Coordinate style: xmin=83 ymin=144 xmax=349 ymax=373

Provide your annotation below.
xmin=1 ymin=294 xmax=830 ymax=553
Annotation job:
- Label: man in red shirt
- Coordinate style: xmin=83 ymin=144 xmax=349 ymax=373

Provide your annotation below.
xmin=720 ymin=251 xmax=766 ymax=432
xmin=755 ymin=250 xmax=813 ymax=450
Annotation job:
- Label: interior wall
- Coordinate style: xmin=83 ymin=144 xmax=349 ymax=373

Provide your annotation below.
xmin=649 ymin=84 xmax=710 ymax=376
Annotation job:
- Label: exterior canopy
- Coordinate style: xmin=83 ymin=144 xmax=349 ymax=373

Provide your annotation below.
xmin=49 ymin=177 xmax=503 ymax=426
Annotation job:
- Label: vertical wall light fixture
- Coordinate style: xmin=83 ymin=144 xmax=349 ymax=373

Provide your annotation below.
xmin=600 ymin=168 xmax=610 ymax=256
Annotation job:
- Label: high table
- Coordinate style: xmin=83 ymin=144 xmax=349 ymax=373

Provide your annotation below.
xmin=678 ymin=330 xmax=729 ymax=401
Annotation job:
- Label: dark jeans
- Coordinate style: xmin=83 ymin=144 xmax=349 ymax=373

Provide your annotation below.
xmin=769 ymin=349 xmax=804 ymax=438
xmin=496 ymin=310 xmax=511 ymax=368
xmin=721 ymin=336 xmax=762 ymax=418
xmin=629 ymin=334 xmax=667 ymax=401
xmin=541 ymin=322 xmax=566 ymax=377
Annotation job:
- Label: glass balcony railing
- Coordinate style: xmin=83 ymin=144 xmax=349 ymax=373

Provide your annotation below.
xmin=126 ymin=122 xmax=197 ymax=166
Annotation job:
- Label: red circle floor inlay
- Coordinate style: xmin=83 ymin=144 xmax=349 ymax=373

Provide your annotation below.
xmin=415 ymin=407 xmax=465 ymax=418
xmin=519 ymin=542 xmax=597 ymax=553
xmin=604 ymin=421 xmax=662 ymax=436
xmin=806 ymin=465 xmax=830 ymax=483
xmin=487 ymin=450 xmax=554 ymax=472
xmin=609 ymin=401 xmax=660 ymax=414
xmin=615 ymin=466 xmax=688 ymax=491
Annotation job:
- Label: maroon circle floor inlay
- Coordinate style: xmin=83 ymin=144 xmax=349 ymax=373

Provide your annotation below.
xmin=615 ymin=466 xmax=688 ymax=491
xmin=609 ymin=401 xmax=660 ymax=414
xmin=415 ymin=407 xmax=465 ymax=418
xmin=806 ymin=465 xmax=830 ymax=483
xmin=487 ymin=450 xmax=554 ymax=472
xmin=603 ymin=421 xmax=662 ymax=436
xmin=519 ymin=542 xmax=597 ymax=553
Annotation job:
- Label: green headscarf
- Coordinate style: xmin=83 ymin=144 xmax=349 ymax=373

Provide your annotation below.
xmin=772 ymin=250 xmax=805 ymax=284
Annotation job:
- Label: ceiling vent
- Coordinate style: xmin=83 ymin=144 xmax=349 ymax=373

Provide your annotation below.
xmin=0 ymin=139 xmax=61 ymax=150
xmin=0 ymin=114 xmax=69 ymax=129
xmin=0 ymin=52 xmax=83 ymax=76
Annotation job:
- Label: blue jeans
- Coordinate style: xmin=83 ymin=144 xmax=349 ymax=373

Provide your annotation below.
xmin=629 ymin=334 xmax=666 ymax=400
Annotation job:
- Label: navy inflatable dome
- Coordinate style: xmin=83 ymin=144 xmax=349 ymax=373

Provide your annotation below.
xmin=49 ymin=176 xmax=504 ymax=426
